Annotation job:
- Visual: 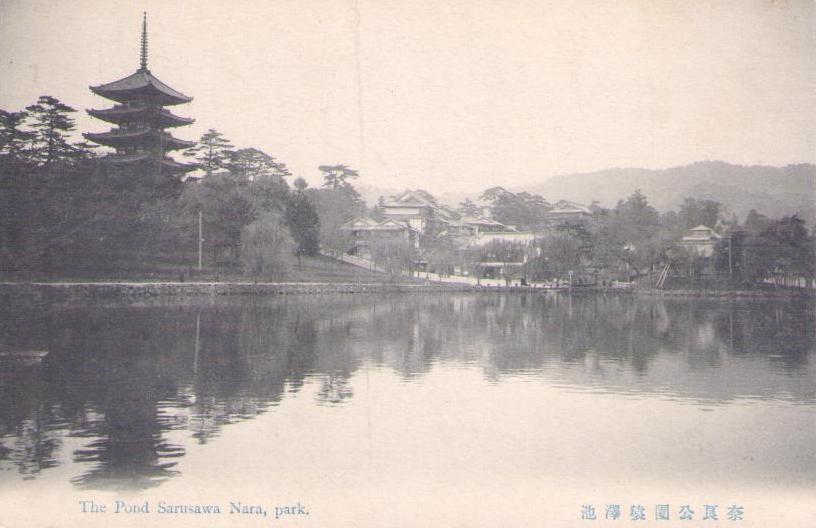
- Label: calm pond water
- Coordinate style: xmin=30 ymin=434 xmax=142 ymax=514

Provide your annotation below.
xmin=0 ymin=292 xmax=814 ymax=527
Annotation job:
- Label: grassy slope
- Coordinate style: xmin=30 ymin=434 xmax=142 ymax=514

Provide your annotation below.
xmin=18 ymin=254 xmax=410 ymax=283
xmin=283 ymin=255 xmax=407 ymax=283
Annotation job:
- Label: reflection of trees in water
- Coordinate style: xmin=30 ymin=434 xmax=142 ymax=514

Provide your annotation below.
xmin=0 ymin=364 xmax=63 ymax=479
xmin=478 ymin=295 xmax=813 ymax=378
xmin=0 ymin=307 xmax=193 ymax=490
xmin=477 ymin=295 xmax=814 ymax=402
xmin=188 ymin=302 xmax=321 ymax=441
xmin=342 ymin=293 xmax=813 ymax=403
xmin=725 ymin=301 xmax=813 ymax=369
xmin=0 ymin=294 xmax=812 ymax=487
xmin=70 ymin=399 xmax=185 ymax=490
xmin=316 ymin=374 xmax=354 ymax=404
xmin=53 ymin=310 xmax=189 ymax=490
xmin=466 ymin=294 xmax=664 ymax=375
xmin=0 ymin=413 xmax=62 ymax=479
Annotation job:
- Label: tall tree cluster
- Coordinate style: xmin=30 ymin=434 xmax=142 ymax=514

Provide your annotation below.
xmin=1 ymin=96 xmax=103 ymax=277
xmin=0 ymin=98 xmax=330 ymax=280
xmin=303 ymin=164 xmax=367 ymax=257
xmin=1 ymin=96 xmax=92 ymax=168
xmin=722 ymin=213 xmax=814 ymax=285
xmin=480 ymin=187 xmax=551 ymax=230
xmin=2 ymin=95 xmax=812 ymax=286
xmin=285 ymin=180 xmax=321 ymax=266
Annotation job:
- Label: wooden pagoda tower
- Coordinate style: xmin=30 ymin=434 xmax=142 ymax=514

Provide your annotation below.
xmin=84 ymin=13 xmax=195 ymax=175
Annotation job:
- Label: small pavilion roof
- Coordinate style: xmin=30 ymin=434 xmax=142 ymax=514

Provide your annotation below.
xmin=90 ymin=69 xmax=193 ymax=106
xmin=682 ymin=225 xmax=721 ymax=241
xmin=549 ymin=200 xmax=593 ymax=215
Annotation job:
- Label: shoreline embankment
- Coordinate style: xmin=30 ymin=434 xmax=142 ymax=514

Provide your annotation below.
xmin=636 ymin=287 xmax=813 ymax=300
xmin=0 ymin=281 xmax=478 ymax=301
xmin=1 ymin=281 xmax=812 ymax=303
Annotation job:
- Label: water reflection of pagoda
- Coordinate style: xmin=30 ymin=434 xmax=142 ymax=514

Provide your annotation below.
xmin=84 ymin=13 xmax=195 ymax=175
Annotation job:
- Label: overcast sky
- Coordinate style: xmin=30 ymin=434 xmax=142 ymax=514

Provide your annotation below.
xmin=1 ymin=0 xmax=814 ymax=192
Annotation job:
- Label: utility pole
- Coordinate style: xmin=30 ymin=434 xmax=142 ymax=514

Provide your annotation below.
xmin=198 ymin=210 xmax=203 ymax=271
xmin=194 ymin=313 xmax=200 ymax=375
xmin=728 ymin=232 xmax=733 ymax=280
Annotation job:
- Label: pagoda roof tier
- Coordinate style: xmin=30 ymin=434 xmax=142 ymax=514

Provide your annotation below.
xmin=83 ymin=128 xmax=153 ymax=147
xmin=160 ymin=134 xmax=195 ymax=151
xmin=83 ymin=129 xmax=195 ymax=150
xmin=159 ymin=157 xmax=197 ymax=172
xmin=90 ymin=69 xmax=193 ymax=106
xmin=101 ymin=152 xmax=197 ymax=172
xmin=87 ymin=106 xmax=194 ymax=127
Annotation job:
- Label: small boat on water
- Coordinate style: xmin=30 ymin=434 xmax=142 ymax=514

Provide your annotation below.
xmin=610 ymin=280 xmax=636 ymax=290
xmin=0 ymin=350 xmax=49 ymax=365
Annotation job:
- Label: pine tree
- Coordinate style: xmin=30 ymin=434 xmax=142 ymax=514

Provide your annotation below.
xmin=458 ymin=198 xmax=481 ymax=216
xmin=0 ymin=109 xmax=36 ymax=164
xmin=229 ymin=147 xmax=291 ymax=182
xmin=184 ymin=128 xmax=234 ymax=176
xmin=318 ymin=164 xmax=359 ymax=191
xmin=24 ymin=96 xmax=79 ymax=167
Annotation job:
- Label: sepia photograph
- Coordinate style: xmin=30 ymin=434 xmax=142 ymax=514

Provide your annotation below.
xmin=0 ymin=1 xmax=814 ymax=527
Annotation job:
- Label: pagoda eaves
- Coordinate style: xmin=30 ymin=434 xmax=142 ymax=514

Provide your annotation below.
xmin=89 ymin=69 xmax=193 ymax=106
xmin=87 ymin=106 xmax=194 ymax=128
xmin=103 ymin=152 xmax=197 ymax=173
xmin=83 ymin=129 xmax=195 ymax=151
xmin=84 ymin=12 xmax=195 ymax=175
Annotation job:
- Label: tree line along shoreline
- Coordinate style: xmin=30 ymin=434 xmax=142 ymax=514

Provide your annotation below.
xmin=1 ymin=95 xmax=813 ymax=291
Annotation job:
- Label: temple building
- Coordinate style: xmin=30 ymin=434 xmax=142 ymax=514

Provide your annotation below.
xmin=680 ymin=224 xmax=722 ymax=257
xmin=84 ymin=13 xmax=195 ymax=175
xmin=547 ymin=200 xmax=594 ymax=222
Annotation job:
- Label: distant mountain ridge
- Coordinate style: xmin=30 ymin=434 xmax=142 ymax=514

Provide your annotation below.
xmin=515 ymin=161 xmax=815 ymax=225
xmin=356 ymin=161 xmax=815 ymax=226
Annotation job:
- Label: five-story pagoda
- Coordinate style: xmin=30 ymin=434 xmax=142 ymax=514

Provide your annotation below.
xmin=84 ymin=13 xmax=195 ymax=176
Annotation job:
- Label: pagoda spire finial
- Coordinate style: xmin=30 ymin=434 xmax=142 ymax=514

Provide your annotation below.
xmin=140 ymin=12 xmax=148 ymax=70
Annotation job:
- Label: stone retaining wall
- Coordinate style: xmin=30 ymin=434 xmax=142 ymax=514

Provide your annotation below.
xmin=0 ymin=281 xmax=481 ymax=302
xmin=638 ymin=288 xmax=813 ymax=300
xmin=3 ymin=282 xmax=807 ymax=302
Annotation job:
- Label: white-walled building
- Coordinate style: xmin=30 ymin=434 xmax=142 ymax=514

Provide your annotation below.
xmin=680 ymin=225 xmax=722 ymax=257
